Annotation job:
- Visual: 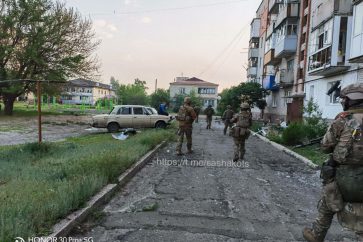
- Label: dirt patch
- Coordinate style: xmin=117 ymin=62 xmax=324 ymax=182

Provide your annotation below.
xmin=0 ymin=115 xmax=104 ymax=146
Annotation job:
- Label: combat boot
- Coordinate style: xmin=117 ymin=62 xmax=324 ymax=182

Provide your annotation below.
xmin=302 ymin=228 xmax=324 ymax=242
xmin=176 ymin=150 xmax=183 ymax=156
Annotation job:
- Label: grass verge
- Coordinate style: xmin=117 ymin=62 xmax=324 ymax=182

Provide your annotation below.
xmin=0 ymin=128 xmax=175 ymax=241
xmin=291 ymin=144 xmax=328 ymax=166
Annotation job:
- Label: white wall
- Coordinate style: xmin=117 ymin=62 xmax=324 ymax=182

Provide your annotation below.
xmin=169 ymin=84 xmax=219 ymax=109
xmin=305 ymin=68 xmax=363 ymax=119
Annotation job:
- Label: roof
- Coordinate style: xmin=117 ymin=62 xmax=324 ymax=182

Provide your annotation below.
xmin=170 ymin=77 xmax=218 ymax=87
xmin=68 ymin=78 xmax=112 ymax=89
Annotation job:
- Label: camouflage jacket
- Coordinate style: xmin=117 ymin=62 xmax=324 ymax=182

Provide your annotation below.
xmin=222 ymin=109 xmax=234 ymax=120
xmin=177 ymin=105 xmax=197 ymax=128
xmin=321 ymin=108 xmax=363 ymax=165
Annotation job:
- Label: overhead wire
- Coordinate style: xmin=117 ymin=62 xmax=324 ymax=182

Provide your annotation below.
xmin=199 ymin=22 xmax=250 ymax=77
xmin=90 ymin=0 xmax=248 ymax=16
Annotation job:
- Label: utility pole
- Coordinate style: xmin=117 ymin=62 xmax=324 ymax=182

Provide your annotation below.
xmin=37 ymin=81 xmax=42 ymax=144
xmin=155 ymin=79 xmax=158 ymax=93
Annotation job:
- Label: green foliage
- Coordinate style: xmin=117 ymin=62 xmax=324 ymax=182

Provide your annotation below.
xmin=95 ymin=97 xmax=116 ymax=107
xmin=250 ymin=121 xmax=263 ymax=132
xmin=0 ymin=0 xmax=100 ymax=115
xmin=281 ymin=122 xmax=306 ymax=145
xmin=293 ymin=145 xmax=329 ymax=166
xmin=0 ymin=129 xmax=175 ymax=241
xmin=303 ymin=99 xmax=328 ymax=139
xmin=171 ymin=90 xmax=202 ymax=113
xmin=150 ymin=89 xmax=170 ymax=109
xmin=116 ymin=79 xmax=149 ymax=105
xmin=218 ymin=82 xmax=269 ymax=113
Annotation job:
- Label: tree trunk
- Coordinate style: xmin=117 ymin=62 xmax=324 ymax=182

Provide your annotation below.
xmin=3 ymin=94 xmax=17 ymax=115
xmin=260 ymin=108 xmax=265 ymax=120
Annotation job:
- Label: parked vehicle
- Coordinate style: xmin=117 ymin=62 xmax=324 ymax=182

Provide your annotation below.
xmin=92 ymin=105 xmax=173 ymax=132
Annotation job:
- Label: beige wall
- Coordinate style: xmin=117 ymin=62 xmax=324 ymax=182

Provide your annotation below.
xmin=169 ymin=84 xmax=219 ymax=109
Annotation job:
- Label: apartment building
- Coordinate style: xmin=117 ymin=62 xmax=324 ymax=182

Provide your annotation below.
xmin=169 ymin=77 xmax=219 ymax=109
xmin=247 ymin=0 xmax=363 ymax=121
xmin=248 ymin=0 xmax=269 ymax=119
xmin=61 ymin=79 xmax=115 ymax=105
xmin=262 ymin=0 xmax=300 ymax=123
xmin=304 ymin=0 xmax=363 ymax=119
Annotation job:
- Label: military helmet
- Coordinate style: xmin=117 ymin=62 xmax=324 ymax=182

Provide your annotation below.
xmin=340 ymin=83 xmax=363 ymax=100
xmin=227 ymin=105 xmax=231 ymax=109
xmin=240 ymin=102 xmax=250 ymax=109
xmin=184 ymin=97 xmax=191 ymax=104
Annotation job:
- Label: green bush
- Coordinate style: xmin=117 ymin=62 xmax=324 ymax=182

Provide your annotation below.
xmin=250 ymin=122 xmax=263 ymax=132
xmin=267 ymin=133 xmax=284 ymax=144
xmin=281 ymin=122 xmax=306 ymax=145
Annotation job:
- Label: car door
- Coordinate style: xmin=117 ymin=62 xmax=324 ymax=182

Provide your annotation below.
xmin=132 ymin=107 xmax=151 ymax=128
xmin=115 ymin=106 xmax=133 ymax=128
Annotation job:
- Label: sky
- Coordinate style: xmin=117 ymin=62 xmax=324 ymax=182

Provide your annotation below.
xmin=63 ymin=0 xmax=261 ymax=93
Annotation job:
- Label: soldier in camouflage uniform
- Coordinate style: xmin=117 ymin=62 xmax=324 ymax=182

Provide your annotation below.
xmin=230 ymin=102 xmax=252 ymax=162
xmin=303 ymin=83 xmax=363 ymax=242
xmin=204 ymin=105 xmax=215 ymax=129
xmin=222 ymin=105 xmax=235 ymax=135
xmin=175 ymin=97 xmax=197 ymax=156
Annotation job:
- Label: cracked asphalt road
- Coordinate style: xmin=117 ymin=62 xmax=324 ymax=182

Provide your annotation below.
xmin=72 ymin=120 xmax=358 ymax=241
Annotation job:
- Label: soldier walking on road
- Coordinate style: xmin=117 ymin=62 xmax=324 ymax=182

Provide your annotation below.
xmin=230 ymin=103 xmax=252 ymax=162
xmin=222 ymin=105 xmax=234 ymax=135
xmin=204 ymin=105 xmax=215 ymax=129
xmin=175 ymin=97 xmax=197 ymax=156
xmin=303 ymin=83 xmax=363 ymax=242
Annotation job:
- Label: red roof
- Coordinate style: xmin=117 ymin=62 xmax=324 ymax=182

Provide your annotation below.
xmin=170 ymin=77 xmax=218 ymax=87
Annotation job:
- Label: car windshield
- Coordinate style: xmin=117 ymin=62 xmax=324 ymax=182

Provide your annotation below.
xmin=109 ymin=107 xmax=116 ymax=114
xmin=146 ymin=107 xmax=158 ymax=115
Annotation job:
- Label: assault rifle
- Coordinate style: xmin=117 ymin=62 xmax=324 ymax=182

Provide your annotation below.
xmin=292 ymin=136 xmax=324 ymax=149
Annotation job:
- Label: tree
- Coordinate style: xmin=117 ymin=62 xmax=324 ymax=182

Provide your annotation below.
xmin=149 ymin=89 xmax=170 ymax=109
xmin=110 ymin=76 xmax=120 ymax=90
xmin=0 ymin=0 xmax=100 ymax=115
xmin=116 ymin=79 xmax=149 ymax=105
xmin=171 ymin=90 xmax=203 ymax=113
xmin=218 ymin=82 xmax=269 ymax=115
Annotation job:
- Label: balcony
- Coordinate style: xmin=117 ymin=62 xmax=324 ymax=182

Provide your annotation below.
xmin=275 ymin=35 xmax=297 ymax=58
xmin=279 ymin=69 xmax=294 ymax=87
xmin=308 ymin=45 xmax=350 ymax=76
xmin=269 ymin=0 xmax=283 ymax=14
xmin=247 ymin=67 xmax=257 ymax=77
xmin=250 ymin=18 xmax=261 ymax=39
xmin=263 ymin=75 xmax=279 ymax=91
xmin=266 ymin=22 xmax=276 ymax=38
xmin=248 ymin=48 xmax=259 ymax=59
xmin=264 ymin=49 xmax=281 ymax=66
xmin=276 ymin=2 xmax=300 ymax=27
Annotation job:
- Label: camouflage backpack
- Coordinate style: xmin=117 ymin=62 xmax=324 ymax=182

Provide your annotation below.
xmin=176 ymin=105 xmax=189 ymax=121
xmin=236 ymin=111 xmax=251 ymax=128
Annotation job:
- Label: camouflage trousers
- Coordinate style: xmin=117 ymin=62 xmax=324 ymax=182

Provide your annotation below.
xmin=206 ymin=117 xmax=212 ymax=129
xmin=311 ymin=196 xmax=336 ymax=240
xmin=176 ymin=127 xmax=193 ymax=152
xmin=233 ymin=137 xmax=246 ymax=160
xmin=224 ymin=119 xmax=233 ymax=135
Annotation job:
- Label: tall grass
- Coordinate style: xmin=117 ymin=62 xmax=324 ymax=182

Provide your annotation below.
xmin=0 ymin=129 xmax=175 ymax=241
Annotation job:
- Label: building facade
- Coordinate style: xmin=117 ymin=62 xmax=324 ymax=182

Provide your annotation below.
xmin=169 ymin=77 xmax=219 ymax=109
xmin=247 ymin=0 xmax=363 ymax=121
xmin=61 ymin=79 xmax=115 ymax=105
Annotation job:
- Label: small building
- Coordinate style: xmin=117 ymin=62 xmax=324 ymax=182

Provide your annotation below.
xmin=169 ymin=77 xmax=219 ymax=109
xmin=61 ymin=79 xmax=115 ymax=105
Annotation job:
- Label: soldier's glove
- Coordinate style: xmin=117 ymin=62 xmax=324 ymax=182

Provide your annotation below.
xmin=320 ymin=155 xmax=337 ymax=184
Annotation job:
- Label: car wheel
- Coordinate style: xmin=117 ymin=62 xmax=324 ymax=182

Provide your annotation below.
xmin=155 ymin=121 xmax=167 ymax=129
xmin=107 ymin=122 xmax=120 ymax=133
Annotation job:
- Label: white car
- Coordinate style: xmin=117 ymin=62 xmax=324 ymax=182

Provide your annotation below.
xmin=92 ymin=105 xmax=173 ymax=132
